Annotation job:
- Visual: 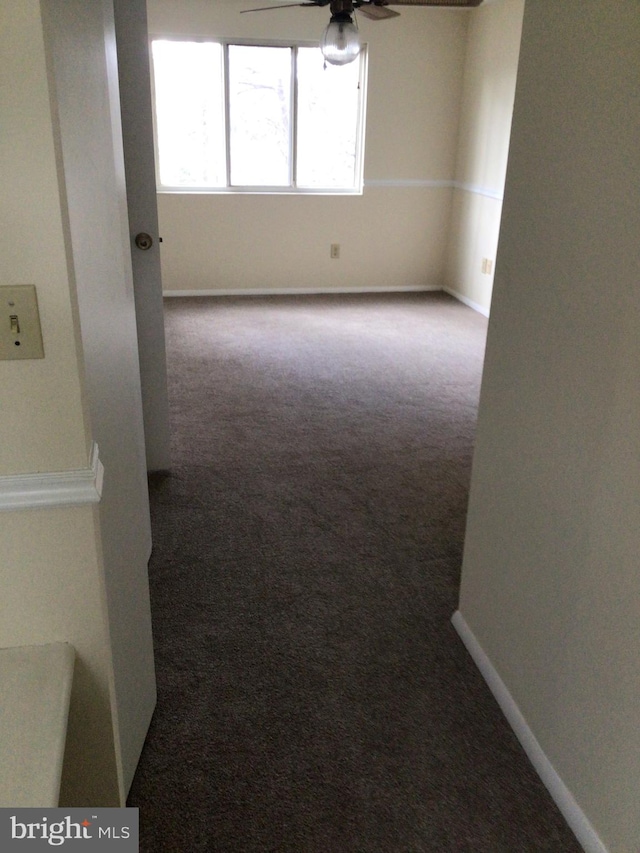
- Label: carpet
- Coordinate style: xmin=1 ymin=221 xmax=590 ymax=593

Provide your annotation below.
xmin=127 ymin=292 xmax=581 ymax=852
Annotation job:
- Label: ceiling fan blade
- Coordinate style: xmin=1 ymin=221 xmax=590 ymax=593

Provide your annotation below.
xmin=381 ymin=0 xmax=482 ymax=6
xmin=240 ymin=0 xmax=480 ymax=18
xmin=241 ymin=2 xmax=324 ymax=13
xmin=358 ymin=4 xmax=400 ymax=19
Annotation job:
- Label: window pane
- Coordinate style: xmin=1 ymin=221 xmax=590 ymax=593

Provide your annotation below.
xmin=296 ymin=48 xmax=361 ymax=189
xmin=152 ymin=40 xmax=225 ymax=187
xmin=228 ymin=45 xmax=291 ymax=187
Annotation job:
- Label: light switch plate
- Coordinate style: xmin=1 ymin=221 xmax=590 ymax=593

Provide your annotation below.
xmin=0 ymin=285 xmax=44 ymax=360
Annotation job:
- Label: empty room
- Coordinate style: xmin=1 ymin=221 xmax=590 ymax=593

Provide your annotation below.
xmin=1 ymin=3 xmax=638 ymax=853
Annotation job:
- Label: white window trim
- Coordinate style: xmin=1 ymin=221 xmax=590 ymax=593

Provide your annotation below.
xmin=149 ymin=35 xmax=368 ymax=196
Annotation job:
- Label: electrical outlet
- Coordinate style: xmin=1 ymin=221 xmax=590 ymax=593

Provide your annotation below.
xmin=330 ymin=244 xmax=340 ymax=259
xmin=0 ymin=285 xmax=44 ymax=360
xmin=481 ymin=258 xmax=493 ymax=275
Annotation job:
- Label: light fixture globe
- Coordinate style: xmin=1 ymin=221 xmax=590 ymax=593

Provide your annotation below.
xmin=320 ymin=14 xmax=361 ymax=66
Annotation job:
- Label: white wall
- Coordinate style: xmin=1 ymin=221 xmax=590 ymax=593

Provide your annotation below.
xmin=444 ymin=0 xmax=523 ymax=314
xmin=457 ymin=3 xmax=640 ymax=850
xmin=147 ymin=0 xmax=468 ymax=294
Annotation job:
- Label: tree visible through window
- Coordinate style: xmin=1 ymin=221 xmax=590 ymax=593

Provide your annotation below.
xmin=151 ymin=39 xmax=367 ymax=193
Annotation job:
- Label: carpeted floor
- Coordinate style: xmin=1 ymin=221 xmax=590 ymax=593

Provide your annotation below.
xmin=128 ymin=292 xmax=581 ymax=852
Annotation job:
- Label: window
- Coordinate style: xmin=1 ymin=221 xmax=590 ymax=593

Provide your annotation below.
xmin=150 ymin=39 xmax=367 ymax=194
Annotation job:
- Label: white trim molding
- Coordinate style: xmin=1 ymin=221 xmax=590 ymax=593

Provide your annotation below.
xmin=443 ymin=287 xmax=490 ymax=318
xmin=164 ymin=287 xmax=493 ymax=320
xmin=364 ymin=179 xmax=452 ymax=189
xmin=361 ymin=179 xmax=504 ymax=200
xmin=451 ymin=610 xmax=609 ymax=853
xmin=164 ymin=286 xmax=442 ymax=298
xmin=452 ymin=181 xmax=504 ymax=201
xmin=158 ymin=177 xmax=503 ymax=195
xmin=0 ymin=443 xmax=104 ymax=512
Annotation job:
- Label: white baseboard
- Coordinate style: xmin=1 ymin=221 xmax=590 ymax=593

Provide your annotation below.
xmin=451 ymin=610 xmax=608 ymax=853
xmin=0 ymin=442 xmax=104 ymax=512
xmin=163 ymin=285 xmax=441 ymax=298
xmin=162 ymin=286 xmax=493 ymax=321
xmin=442 ymin=287 xmax=490 ymax=317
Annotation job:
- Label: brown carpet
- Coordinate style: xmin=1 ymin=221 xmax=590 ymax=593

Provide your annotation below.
xmin=128 ymin=292 xmax=581 ymax=852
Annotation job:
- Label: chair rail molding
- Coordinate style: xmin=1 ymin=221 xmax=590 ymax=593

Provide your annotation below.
xmin=0 ymin=443 xmax=104 ymax=512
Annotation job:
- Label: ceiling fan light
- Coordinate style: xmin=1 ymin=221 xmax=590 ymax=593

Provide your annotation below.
xmin=320 ymin=15 xmax=361 ymax=66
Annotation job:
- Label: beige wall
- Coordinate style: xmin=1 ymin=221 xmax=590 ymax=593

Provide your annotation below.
xmin=147 ymin=0 xmax=468 ymax=293
xmin=0 ymin=0 xmax=120 ymax=804
xmin=444 ymin=0 xmax=524 ymax=314
xmin=458 ymin=2 xmax=640 ymax=850
xmin=1 ymin=508 xmax=121 ymax=805
xmin=0 ymin=1 xmax=90 ymax=475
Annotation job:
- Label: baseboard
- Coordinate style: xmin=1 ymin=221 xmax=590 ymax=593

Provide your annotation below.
xmin=0 ymin=442 xmax=104 ymax=512
xmin=162 ymin=287 xmax=493 ymax=320
xmin=163 ymin=286 xmax=441 ymax=298
xmin=451 ymin=610 xmax=608 ymax=853
xmin=442 ymin=287 xmax=490 ymax=317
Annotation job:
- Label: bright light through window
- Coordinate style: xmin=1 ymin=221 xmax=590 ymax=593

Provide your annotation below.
xmin=150 ymin=39 xmax=367 ymax=193
xmin=297 ymin=47 xmax=360 ymax=189
xmin=228 ymin=45 xmax=291 ymax=187
xmin=152 ymin=40 xmax=225 ymax=188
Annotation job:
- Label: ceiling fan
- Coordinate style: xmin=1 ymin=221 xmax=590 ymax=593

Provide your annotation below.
xmin=242 ymin=0 xmax=483 ymax=66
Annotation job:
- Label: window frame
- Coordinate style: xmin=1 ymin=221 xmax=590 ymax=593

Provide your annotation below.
xmin=149 ymin=36 xmax=368 ymax=196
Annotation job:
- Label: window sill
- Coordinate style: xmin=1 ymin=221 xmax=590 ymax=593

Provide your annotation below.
xmin=157 ymin=187 xmax=364 ymax=197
